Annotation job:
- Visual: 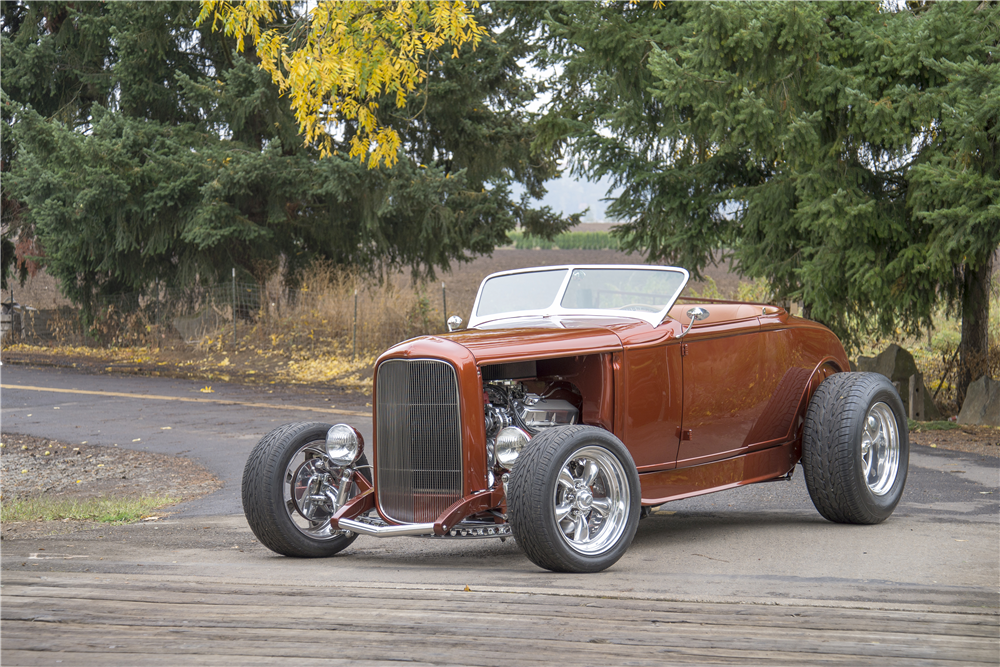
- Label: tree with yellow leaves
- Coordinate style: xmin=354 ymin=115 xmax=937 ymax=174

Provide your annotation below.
xmin=6 ymin=0 xmax=573 ymax=322
xmin=198 ymin=0 xmax=488 ymax=168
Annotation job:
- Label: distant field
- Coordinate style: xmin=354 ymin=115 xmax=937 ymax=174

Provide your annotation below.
xmin=507 ymin=230 xmax=622 ymax=250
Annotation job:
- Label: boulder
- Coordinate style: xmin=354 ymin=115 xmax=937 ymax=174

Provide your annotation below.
xmin=855 ymin=344 xmax=942 ymax=421
xmin=957 ymin=376 xmax=1000 ymax=427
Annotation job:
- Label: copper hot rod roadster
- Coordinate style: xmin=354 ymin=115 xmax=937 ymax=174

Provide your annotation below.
xmin=243 ymin=265 xmax=909 ymax=572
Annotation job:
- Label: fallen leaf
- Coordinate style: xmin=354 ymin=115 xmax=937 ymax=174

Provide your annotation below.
xmin=463 ymin=585 xmax=471 ymax=592
xmin=200 ymin=386 xmax=214 ymax=393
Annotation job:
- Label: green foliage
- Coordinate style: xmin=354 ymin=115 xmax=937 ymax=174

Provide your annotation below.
xmin=1 ymin=1 xmax=572 ymax=321
xmin=688 ymin=276 xmax=724 ymax=301
xmin=736 ymin=278 xmax=772 ymax=304
xmin=538 ymin=1 xmax=1000 ymax=354
xmin=1 ymin=495 xmax=179 ymax=524
xmin=507 ymin=230 xmax=621 ymax=250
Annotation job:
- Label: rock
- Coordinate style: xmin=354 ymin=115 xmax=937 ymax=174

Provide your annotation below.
xmin=855 ymin=344 xmax=942 ymax=420
xmin=957 ymin=376 xmax=1000 ymax=427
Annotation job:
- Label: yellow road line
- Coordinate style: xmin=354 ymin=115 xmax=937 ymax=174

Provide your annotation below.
xmin=0 ymin=384 xmax=371 ymax=417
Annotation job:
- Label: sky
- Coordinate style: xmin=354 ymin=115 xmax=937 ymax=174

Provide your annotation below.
xmin=534 ymin=174 xmax=618 ymax=222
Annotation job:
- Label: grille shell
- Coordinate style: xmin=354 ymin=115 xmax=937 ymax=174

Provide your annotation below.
xmin=375 ymin=358 xmax=464 ymax=524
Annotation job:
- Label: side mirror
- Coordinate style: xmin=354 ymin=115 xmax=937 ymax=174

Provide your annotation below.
xmin=447 ymin=315 xmax=464 ymax=332
xmin=679 ymin=306 xmax=709 ymax=338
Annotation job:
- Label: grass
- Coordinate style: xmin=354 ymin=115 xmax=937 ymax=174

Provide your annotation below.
xmin=1 ymin=495 xmax=178 ymax=525
xmin=908 ymin=420 xmax=961 ymax=432
xmin=508 ymin=230 xmax=622 ymax=250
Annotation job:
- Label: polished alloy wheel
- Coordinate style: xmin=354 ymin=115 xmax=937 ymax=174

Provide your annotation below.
xmin=283 ymin=440 xmax=352 ymax=540
xmin=860 ymin=402 xmax=900 ymax=496
xmin=553 ymin=445 xmax=630 ymax=555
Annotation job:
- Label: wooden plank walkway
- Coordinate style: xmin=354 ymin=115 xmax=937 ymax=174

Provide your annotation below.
xmin=2 ymin=573 xmax=997 ymax=666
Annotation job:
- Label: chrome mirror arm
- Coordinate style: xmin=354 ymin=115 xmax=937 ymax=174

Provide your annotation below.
xmin=677 ymin=306 xmax=710 ymax=338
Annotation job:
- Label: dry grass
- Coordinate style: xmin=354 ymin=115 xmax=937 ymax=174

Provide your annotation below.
xmin=3 ymin=264 xmax=446 ymax=394
xmin=4 ymin=253 xmax=997 ymax=411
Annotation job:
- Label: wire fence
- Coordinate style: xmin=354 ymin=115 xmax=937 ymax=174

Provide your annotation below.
xmin=2 ymin=274 xmax=454 ymax=358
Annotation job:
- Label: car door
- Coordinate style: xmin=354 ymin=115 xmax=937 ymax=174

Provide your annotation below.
xmin=616 ymin=328 xmax=684 ymax=471
xmin=676 ymin=320 xmax=765 ymax=467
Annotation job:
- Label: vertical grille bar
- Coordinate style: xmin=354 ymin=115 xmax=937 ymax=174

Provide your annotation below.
xmin=376 ymin=359 xmax=463 ymax=523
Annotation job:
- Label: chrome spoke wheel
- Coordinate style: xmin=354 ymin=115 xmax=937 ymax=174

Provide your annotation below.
xmin=283 ymin=441 xmax=354 ymax=540
xmin=553 ymin=446 xmax=630 ymax=555
xmin=859 ymin=402 xmax=900 ymax=496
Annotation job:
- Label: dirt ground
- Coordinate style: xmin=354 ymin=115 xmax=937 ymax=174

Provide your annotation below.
xmin=0 ymin=433 xmax=222 ymax=540
xmin=907 ymin=425 xmax=999 ymax=459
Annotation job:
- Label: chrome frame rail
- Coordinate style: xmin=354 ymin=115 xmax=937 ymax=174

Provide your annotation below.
xmin=339 ymin=514 xmax=511 ymax=540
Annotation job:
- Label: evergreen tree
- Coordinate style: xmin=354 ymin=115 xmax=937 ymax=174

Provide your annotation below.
xmin=538 ymin=1 xmax=999 ymax=403
xmin=2 ymin=1 xmax=571 ymax=320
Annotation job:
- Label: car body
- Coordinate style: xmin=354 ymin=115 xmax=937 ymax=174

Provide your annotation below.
xmin=243 ymin=265 xmax=909 ymax=572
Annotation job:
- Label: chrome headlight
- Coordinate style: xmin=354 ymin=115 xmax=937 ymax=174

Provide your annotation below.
xmin=325 ymin=424 xmax=363 ymax=467
xmin=495 ymin=426 xmax=531 ymax=470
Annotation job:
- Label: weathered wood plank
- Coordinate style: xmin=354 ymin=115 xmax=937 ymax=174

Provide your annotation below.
xmin=4 ymin=591 xmax=996 ymax=644
xmin=2 ymin=620 xmax=994 ymax=667
xmin=2 ymin=599 xmax=996 ymax=664
xmin=2 ymin=594 xmax=1000 ymax=643
xmin=4 ymin=581 xmax=996 ymax=637
xmin=2 ymin=575 xmax=996 ymax=667
xmin=0 ymin=649 xmax=438 ymax=667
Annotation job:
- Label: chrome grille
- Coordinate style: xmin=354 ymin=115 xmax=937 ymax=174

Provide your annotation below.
xmin=376 ymin=359 xmax=463 ymax=523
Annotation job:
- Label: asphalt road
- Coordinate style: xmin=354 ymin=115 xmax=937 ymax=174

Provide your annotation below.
xmin=2 ymin=363 xmax=998 ymax=665
xmin=1 ymin=364 xmax=374 ymax=516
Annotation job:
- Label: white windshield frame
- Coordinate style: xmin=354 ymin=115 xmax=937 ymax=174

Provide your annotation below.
xmin=468 ymin=265 xmax=690 ymax=329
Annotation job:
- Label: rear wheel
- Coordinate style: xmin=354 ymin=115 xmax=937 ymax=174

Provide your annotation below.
xmin=508 ymin=425 xmax=640 ymax=573
xmin=243 ymin=422 xmax=370 ymax=557
xmin=801 ymin=373 xmax=909 ymax=524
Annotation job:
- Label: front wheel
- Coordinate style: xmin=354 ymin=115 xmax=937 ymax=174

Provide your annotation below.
xmin=242 ymin=422 xmax=370 ymax=557
xmin=507 ymin=425 xmax=640 ymax=573
xmin=801 ymin=373 xmax=909 ymax=524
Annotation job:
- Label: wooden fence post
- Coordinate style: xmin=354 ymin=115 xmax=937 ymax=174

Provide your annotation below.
xmin=909 ymin=373 xmax=924 ymax=422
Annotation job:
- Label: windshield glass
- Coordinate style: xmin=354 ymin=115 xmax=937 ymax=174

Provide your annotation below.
xmin=470 ymin=265 xmax=689 ymax=327
xmin=561 ymin=268 xmax=686 ymax=312
xmin=475 ymin=268 xmax=568 ymax=317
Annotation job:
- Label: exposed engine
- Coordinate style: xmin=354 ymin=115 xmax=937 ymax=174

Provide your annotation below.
xmin=483 ymin=380 xmax=580 ymax=473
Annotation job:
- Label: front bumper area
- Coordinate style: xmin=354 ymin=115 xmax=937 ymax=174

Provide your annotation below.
xmin=340 ymin=513 xmax=512 ymax=539
xmin=331 ymin=473 xmax=507 ymax=538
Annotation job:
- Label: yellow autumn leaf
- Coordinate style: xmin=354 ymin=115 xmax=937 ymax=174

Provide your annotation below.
xmin=197 ymin=0 xmax=487 ymax=168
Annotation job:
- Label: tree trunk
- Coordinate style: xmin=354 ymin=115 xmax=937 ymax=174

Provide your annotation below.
xmin=956 ymin=253 xmax=994 ymax=408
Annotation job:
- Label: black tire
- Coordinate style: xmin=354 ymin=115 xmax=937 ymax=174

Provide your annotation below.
xmin=242 ymin=422 xmax=370 ymax=557
xmin=508 ymin=425 xmax=641 ymax=573
xmin=801 ymin=373 xmax=909 ymax=524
